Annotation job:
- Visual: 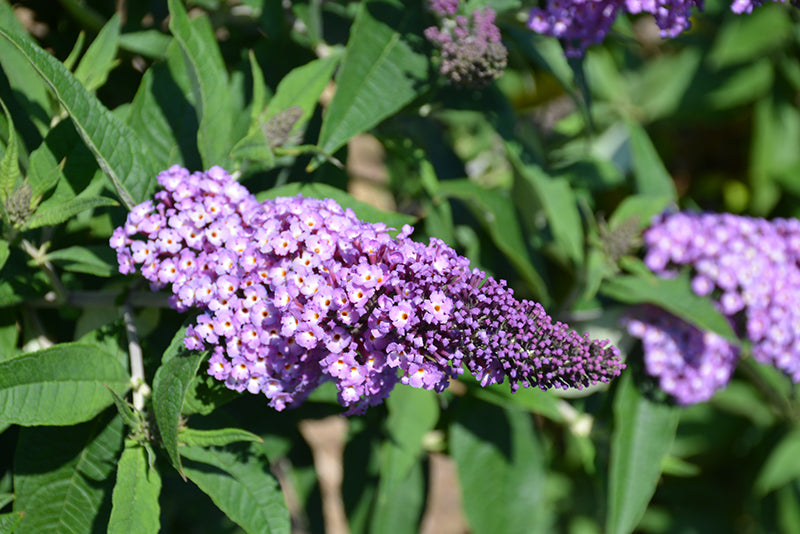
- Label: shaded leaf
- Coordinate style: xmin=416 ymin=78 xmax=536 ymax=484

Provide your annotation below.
xmin=755 ymin=427 xmax=800 ymax=496
xmin=606 ymin=373 xmax=680 ymax=534
xmin=108 ymin=445 xmax=161 ymax=534
xmin=73 ymin=14 xmax=121 ymax=92
xmin=0 ymin=343 xmax=130 ymax=426
xmin=44 ymin=245 xmax=116 ymax=278
xmin=13 ymin=414 xmax=124 ymax=534
xmin=181 ymin=444 xmax=290 ymax=534
xmin=167 ymin=0 xmax=233 ymax=168
xmin=627 ymin=122 xmax=677 ymax=200
xmin=0 ymin=512 xmax=23 ymax=534
xmin=119 ymin=30 xmax=171 ymax=59
xmin=0 ymin=97 xmax=20 ymax=202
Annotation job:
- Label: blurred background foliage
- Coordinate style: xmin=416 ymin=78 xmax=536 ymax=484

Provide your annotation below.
xmin=2 ymin=0 xmax=800 ymax=533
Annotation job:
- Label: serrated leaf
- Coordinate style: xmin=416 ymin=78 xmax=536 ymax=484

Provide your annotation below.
xmin=26 ymin=143 xmax=64 ymax=200
xmin=108 ymin=445 xmax=161 ymax=534
xmin=0 ymin=343 xmax=130 ymax=426
xmin=606 ymin=373 xmax=680 ymax=534
xmin=0 ymin=25 xmax=158 ymax=209
xmin=627 ymin=122 xmax=678 ymax=200
xmin=450 ymin=397 xmax=552 ymax=534
xmin=0 ymin=97 xmax=20 ymax=203
xmin=436 ymin=179 xmax=550 ymax=305
xmin=181 ymin=444 xmax=290 ymax=534
xmin=167 ymin=0 xmax=233 ymax=168
xmin=179 ymin=427 xmax=263 ymax=448
xmin=44 ymin=245 xmax=116 ymax=278
xmin=600 ymin=267 xmax=739 ymax=343
xmin=152 ymin=352 xmax=203 ymax=475
xmin=74 ymin=14 xmax=121 ymax=92
xmin=258 ymin=182 xmax=416 ymax=229
xmin=315 ymin=0 xmax=427 ymax=162
xmin=0 ymin=511 xmax=23 ymax=534
xmin=22 ymin=195 xmax=117 ymax=230
xmin=13 ymin=414 xmax=124 ymax=534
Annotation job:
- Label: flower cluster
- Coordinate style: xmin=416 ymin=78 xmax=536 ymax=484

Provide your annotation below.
xmin=527 ymin=0 xmax=790 ymax=57
xmin=424 ymin=1 xmax=508 ymax=87
xmin=111 ymin=166 xmax=624 ymax=413
xmin=625 ymin=306 xmax=738 ymax=404
xmin=629 ymin=212 xmax=800 ymax=404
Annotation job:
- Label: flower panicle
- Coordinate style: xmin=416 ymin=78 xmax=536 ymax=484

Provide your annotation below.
xmin=112 ymin=165 xmax=624 ymax=413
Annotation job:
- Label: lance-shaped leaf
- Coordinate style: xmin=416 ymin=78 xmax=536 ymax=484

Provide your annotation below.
xmin=0 ymin=511 xmax=23 ymax=534
xmin=73 ymin=13 xmax=121 ymax=92
xmin=152 ymin=351 xmax=203 ymax=476
xmin=606 ymin=374 xmax=680 ymax=534
xmin=0 ymin=97 xmax=21 ymax=203
xmin=13 ymin=415 xmax=124 ymax=534
xmin=181 ymin=444 xmax=290 ymax=534
xmin=0 ymin=343 xmax=130 ymax=426
xmin=0 ymin=25 xmax=158 ymax=209
xmin=179 ymin=427 xmax=263 ymax=448
xmin=167 ymin=0 xmax=233 ymax=168
xmin=108 ymin=444 xmax=162 ymax=534
xmin=315 ymin=0 xmax=428 ymax=163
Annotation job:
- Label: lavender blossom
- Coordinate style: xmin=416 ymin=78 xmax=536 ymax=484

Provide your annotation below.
xmin=424 ymin=5 xmax=508 ymax=87
xmin=630 ymin=211 xmax=800 ymax=404
xmin=528 ymin=0 xmax=791 ymax=56
xmin=112 ymin=165 xmax=624 ymax=413
xmin=625 ymin=306 xmax=738 ymax=404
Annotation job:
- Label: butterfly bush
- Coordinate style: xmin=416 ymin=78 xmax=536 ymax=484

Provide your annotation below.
xmin=628 ymin=212 xmax=800 ymax=404
xmin=110 ymin=166 xmax=623 ymax=414
xmin=424 ymin=0 xmax=508 ymax=87
xmin=528 ymin=0 xmax=794 ymax=57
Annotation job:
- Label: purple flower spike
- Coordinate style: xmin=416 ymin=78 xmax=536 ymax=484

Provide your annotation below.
xmin=632 ymin=211 xmax=800 ymax=404
xmin=112 ymin=166 xmax=624 ymax=413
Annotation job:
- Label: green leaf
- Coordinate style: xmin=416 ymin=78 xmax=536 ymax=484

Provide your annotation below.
xmin=371 ymin=386 xmax=438 ymax=533
xmin=247 ymin=51 xmax=271 ymax=133
xmin=264 ymin=54 xmax=339 ymax=139
xmin=708 ymin=5 xmax=793 ymax=69
xmin=450 ymin=397 xmax=552 ymax=534
xmin=755 ymin=428 xmax=800 ymax=496
xmin=0 ymin=343 xmax=130 ymax=426
xmin=27 ymin=143 xmax=64 ymax=200
xmin=607 ymin=194 xmax=673 ymax=231
xmin=105 ymin=385 xmax=139 ymax=429
xmin=437 ymin=179 xmax=550 ymax=305
xmin=606 ymin=374 xmax=680 ymax=534
xmin=152 ymin=352 xmax=203 ymax=475
xmin=167 ymin=0 xmax=233 ymax=168
xmin=119 ymin=30 xmax=172 ymax=59
xmin=600 ymin=267 xmax=738 ymax=343
xmin=512 ymin=160 xmax=584 ymax=265
xmin=259 ymin=182 xmax=416 ymax=229
xmin=229 ymin=128 xmax=275 ymax=169
xmin=0 ymin=97 xmax=20 ymax=203
xmin=179 ymin=427 xmax=263 ymax=448
xmin=0 ymin=240 xmax=9 ymax=272
xmin=0 ymin=25 xmax=158 ymax=209
xmin=43 ymin=245 xmax=116 ymax=278
xmin=73 ymin=14 xmax=121 ymax=91
xmin=23 ymin=195 xmax=117 ymax=230
xmin=0 ymin=493 xmax=13 ymax=510
xmin=0 ymin=512 xmax=23 ymax=534
xmin=181 ymin=444 xmax=290 ymax=534
xmin=315 ymin=0 xmax=428 ymax=161
xmin=627 ymin=122 xmax=678 ymax=200
xmin=182 ymin=373 xmax=239 ymax=416
xmin=13 ymin=414 xmax=124 ymax=534
xmin=108 ymin=445 xmax=162 ymax=534
xmin=460 ymin=376 xmax=565 ymax=423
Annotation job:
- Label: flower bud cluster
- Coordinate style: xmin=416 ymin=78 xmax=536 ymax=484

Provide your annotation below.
xmin=424 ymin=2 xmax=508 ymax=87
xmin=112 ymin=165 xmax=623 ymax=413
xmin=630 ymin=212 xmax=800 ymax=403
xmin=527 ymin=0 xmax=790 ymax=57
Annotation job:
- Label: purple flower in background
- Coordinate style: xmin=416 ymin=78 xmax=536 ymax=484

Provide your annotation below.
xmin=625 ymin=307 xmax=738 ymax=404
xmin=424 ymin=2 xmax=508 ymax=87
xmin=527 ymin=0 xmax=790 ymax=56
xmin=631 ymin=211 xmax=800 ymax=404
xmin=112 ymin=165 xmax=624 ymax=413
